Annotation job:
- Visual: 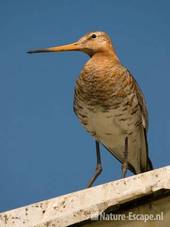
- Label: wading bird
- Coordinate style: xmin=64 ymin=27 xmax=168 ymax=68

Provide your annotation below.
xmin=28 ymin=31 xmax=153 ymax=187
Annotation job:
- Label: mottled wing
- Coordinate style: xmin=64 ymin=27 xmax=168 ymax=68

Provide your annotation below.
xmin=130 ymin=74 xmax=149 ymax=131
xmin=129 ymin=72 xmax=153 ymax=171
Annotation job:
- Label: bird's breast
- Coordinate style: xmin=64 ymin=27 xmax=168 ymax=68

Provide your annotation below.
xmin=73 ymin=63 xmax=142 ymax=140
xmin=74 ymin=63 xmax=136 ymax=112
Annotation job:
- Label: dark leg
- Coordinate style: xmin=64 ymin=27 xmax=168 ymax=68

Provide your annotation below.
xmin=87 ymin=141 xmax=103 ymax=187
xmin=121 ymin=136 xmax=128 ymax=178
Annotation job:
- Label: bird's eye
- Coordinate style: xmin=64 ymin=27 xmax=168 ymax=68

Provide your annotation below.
xmin=91 ymin=34 xmax=97 ymax=39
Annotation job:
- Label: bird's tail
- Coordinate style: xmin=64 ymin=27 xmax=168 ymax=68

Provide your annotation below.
xmin=147 ymin=157 xmax=153 ymax=171
xmin=140 ymin=128 xmax=153 ymax=172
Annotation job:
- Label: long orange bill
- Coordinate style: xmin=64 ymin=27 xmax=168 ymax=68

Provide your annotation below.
xmin=27 ymin=42 xmax=81 ymax=54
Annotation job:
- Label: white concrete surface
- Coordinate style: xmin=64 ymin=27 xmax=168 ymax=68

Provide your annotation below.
xmin=0 ymin=166 xmax=170 ymax=227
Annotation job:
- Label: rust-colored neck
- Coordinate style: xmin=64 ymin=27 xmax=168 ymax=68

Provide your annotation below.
xmin=85 ymin=49 xmax=120 ymax=73
xmin=91 ymin=47 xmax=120 ymax=65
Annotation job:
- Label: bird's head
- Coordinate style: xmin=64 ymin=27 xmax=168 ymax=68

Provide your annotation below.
xmin=77 ymin=31 xmax=113 ymax=56
xmin=27 ymin=31 xmax=115 ymax=57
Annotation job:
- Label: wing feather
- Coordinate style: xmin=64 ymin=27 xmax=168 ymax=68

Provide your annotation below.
xmin=130 ymin=74 xmax=149 ymax=131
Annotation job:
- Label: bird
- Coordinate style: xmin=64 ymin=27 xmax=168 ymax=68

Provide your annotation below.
xmin=27 ymin=31 xmax=153 ymax=187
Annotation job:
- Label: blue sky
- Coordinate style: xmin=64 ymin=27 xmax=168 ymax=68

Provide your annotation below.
xmin=0 ymin=0 xmax=170 ymax=212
